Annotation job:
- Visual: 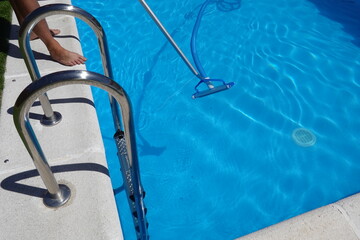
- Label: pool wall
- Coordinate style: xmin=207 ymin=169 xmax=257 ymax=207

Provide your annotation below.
xmin=0 ymin=0 xmax=122 ymax=239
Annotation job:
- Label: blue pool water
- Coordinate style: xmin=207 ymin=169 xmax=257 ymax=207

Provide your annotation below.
xmin=75 ymin=0 xmax=360 ymax=239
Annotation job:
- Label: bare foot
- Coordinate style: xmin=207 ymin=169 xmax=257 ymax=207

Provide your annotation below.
xmin=30 ymin=29 xmax=60 ymax=41
xmin=48 ymin=42 xmax=87 ymax=66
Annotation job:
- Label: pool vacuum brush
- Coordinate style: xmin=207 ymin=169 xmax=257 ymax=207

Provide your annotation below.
xmin=138 ymin=0 xmax=234 ymax=99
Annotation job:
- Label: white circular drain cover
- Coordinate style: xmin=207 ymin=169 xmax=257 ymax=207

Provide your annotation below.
xmin=292 ymin=128 xmax=316 ymax=147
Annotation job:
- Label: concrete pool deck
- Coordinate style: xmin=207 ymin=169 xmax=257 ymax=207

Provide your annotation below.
xmin=237 ymin=194 xmax=360 ymax=240
xmin=0 ymin=0 xmax=359 ymax=239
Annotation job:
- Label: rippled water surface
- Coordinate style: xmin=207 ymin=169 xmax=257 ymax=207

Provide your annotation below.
xmin=75 ymin=0 xmax=360 ymax=239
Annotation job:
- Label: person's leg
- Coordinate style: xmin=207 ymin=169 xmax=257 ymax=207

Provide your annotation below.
xmin=10 ymin=0 xmax=60 ymax=40
xmin=30 ymin=29 xmax=61 ymax=41
xmin=10 ymin=0 xmax=86 ymax=66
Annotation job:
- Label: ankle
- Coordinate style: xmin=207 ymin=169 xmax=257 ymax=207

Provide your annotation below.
xmin=45 ymin=39 xmax=62 ymax=53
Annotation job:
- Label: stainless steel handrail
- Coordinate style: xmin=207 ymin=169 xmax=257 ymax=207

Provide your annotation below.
xmin=17 ymin=5 xmax=149 ymax=239
xmin=19 ymin=4 xmax=118 ymax=127
xmin=13 ymin=70 xmax=148 ymax=239
xmin=12 ymin=70 xmax=129 ymax=205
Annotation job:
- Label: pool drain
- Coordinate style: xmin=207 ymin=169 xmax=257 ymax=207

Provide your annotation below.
xmin=292 ymin=128 xmax=316 ymax=147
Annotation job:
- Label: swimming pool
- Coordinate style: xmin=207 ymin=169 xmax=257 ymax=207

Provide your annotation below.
xmin=75 ymin=0 xmax=360 ymax=239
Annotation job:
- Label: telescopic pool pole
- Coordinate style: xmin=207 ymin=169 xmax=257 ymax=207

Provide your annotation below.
xmin=138 ymin=0 xmax=201 ymax=78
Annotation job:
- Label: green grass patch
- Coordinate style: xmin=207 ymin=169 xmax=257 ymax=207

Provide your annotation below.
xmin=0 ymin=0 xmax=12 ymax=109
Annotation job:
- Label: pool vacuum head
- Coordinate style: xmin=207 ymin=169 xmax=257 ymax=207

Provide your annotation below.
xmin=192 ymin=79 xmax=235 ymax=99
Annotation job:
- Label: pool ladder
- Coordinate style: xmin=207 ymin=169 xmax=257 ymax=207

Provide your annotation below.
xmin=13 ymin=4 xmax=149 ymax=240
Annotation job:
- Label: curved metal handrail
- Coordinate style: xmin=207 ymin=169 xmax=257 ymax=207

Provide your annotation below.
xmin=18 ymin=5 xmax=149 ymax=239
xmin=13 ymin=70 xmax=148 ymax=239
xmin=19 ymin=4 xmax=118 ymax=127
